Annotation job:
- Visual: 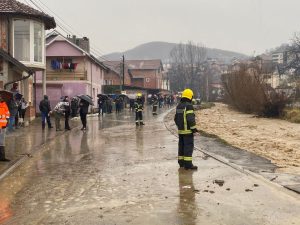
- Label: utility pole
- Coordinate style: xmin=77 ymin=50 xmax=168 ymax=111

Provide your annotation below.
xmin=119 ymin=61 xmax=122 ymax=93
xmin=206 ymin=72 xmax=209 ymax=102
xmin=122 ymin=55 xmax=125 ymax=92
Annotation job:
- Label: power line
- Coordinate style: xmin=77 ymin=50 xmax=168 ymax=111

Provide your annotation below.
xmin=34 ymin=0 xmax=84 ymax=38
xmin=27 ymin=0 xmax=74 ymax=36
xmin=29 ymin=0 xmax=110 ymax=59
xmin=25 ymin=0 xmax=111 ymax=61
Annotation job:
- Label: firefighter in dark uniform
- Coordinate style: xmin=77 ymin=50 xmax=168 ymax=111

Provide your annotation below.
xmin=134 ymin=93 xmax=145 ymax=126
xmin=174 ymin=89 xmax=198 ymax=170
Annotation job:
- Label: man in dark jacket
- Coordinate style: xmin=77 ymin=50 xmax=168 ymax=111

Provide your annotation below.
xmin=174 ymin=89 xmax=198 ymax=170
xmin=39 ymin=95 xmax=53 ymax=129
xmin=79 ymin=99 xmax=89 ymax=130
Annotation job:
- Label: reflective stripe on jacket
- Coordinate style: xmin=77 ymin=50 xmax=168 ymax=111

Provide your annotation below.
xmin=174 ymin=100 xmax=196 ymax=135
xmin=134 ymin=99 xmax=144 ymax=112
xmin=0 ymin=102 xmax=10 ymax=128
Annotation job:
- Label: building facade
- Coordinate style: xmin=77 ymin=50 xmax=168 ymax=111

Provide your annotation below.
xmin=35 ymin=31 xmax=107 ymax=110
xmin=103 ymin=59 xmax=167 ymax=95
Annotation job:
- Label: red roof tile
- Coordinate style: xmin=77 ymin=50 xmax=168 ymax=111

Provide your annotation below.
xmin=0 ymin=0 xmax=56 ymax=29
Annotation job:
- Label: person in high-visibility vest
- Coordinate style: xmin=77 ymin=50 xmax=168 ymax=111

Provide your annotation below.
xmin=174 ymin=89 xmax=198 ymax=170
xmin=134 ymin=93 xmax=145 ymax=126
xmin=0 ymin=95 xmax=10 ymax=162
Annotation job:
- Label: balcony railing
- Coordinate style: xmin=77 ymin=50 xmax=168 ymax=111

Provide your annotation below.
xmin=46 ymin=71 xmax=87 ymax=81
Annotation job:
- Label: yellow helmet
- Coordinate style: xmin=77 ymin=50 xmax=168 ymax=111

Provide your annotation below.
xmin=182 ymin=89 xmax=193 ymax=100
xmin=137 ymin=93 xmax=142 ymax=97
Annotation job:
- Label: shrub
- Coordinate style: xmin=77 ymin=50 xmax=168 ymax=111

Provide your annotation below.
xmin=283 ymin=107 xmax=300 ymax=123
xmin=221 ymin=63 xmax=289 ymax=117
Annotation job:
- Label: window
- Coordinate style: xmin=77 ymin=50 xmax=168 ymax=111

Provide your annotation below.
xmin=105 ymin=80 xmax=113 ymax=85
xmin=14 ymin=20 xmax=30 ymax=61
xmin=34 ymin=22 xmax=43 ymax=62
xmin=13 ymin=19 xmax=44 ymax=65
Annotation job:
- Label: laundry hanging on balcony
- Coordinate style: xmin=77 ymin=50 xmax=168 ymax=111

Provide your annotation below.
xmin=51 ymin=60 xmax=78 ymax=71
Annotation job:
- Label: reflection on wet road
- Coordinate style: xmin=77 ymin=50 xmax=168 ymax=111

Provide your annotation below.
xmin=0 ymin=108 xmax=299 ymax=225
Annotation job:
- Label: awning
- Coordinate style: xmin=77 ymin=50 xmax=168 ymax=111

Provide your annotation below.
xmin=0 ymin=48 xmax=33 ymax=74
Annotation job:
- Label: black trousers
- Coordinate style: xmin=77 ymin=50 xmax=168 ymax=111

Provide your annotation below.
xmin=65 ymin=114 xmax=70 ymax=129
xmin=80 ymin=112 xmax=87 ymax=128
xmin=152 ymin=105 xmax=158 ymax=114
xmin=20 ymin=109 xmax=26 ymax=119
xmin=178 ymin=134 xmax=194 ymax=168
xmin=135 ymin=111 xmax=143 ymax=123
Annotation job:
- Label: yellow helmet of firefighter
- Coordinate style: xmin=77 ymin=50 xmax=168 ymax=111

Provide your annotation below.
xmin=182 ymin=89 xmax=193 ymax=100
xmin=137 ymin=93 xmax=142 ymax=97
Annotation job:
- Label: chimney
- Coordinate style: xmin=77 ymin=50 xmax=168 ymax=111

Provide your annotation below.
xmin=67 ymin=35 xmax=90 ymax=53
xmin=77 ymin=37 xmax=90 ymax=53
xmin=72 ymin=35 xmax=76 ymax=44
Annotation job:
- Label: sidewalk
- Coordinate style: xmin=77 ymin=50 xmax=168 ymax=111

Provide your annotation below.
xmin=0 ymin=117 xmax=80 ymax=177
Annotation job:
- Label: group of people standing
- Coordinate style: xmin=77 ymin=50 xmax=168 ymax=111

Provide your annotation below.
xmin=1 ymin=87 xmax=199 ymax=172
xmin=0 ymin=82 xmax=30 ymax=162
xmin=97 ymin=96 xmax=125 ymax=116
xmin=39 ymin=95 xmax=91 ymax=132
xmin=7 ymin=96 xmax=28 ymax=131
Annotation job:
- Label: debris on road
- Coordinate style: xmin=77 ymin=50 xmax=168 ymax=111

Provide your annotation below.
xmin=214 ymin=179 xmax=225 ymax=187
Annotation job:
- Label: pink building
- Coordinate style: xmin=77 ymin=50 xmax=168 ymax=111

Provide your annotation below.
xmin=35 ymin=31 xmax=108 ymax=110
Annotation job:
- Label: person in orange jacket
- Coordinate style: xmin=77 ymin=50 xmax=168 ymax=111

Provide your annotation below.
xmin=0 ymin=95 xmax=10 ymax=162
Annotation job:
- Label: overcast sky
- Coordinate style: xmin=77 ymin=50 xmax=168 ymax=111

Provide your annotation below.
xmin=21 ymin=0 xmax=300 ymax=56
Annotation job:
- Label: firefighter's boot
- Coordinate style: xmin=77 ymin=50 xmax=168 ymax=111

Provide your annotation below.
xmin=185 ymin=165 xmax=198 ymax=170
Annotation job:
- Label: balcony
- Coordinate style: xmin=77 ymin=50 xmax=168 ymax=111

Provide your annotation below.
xmin=46 ymin=70 xmax=87 ymax=81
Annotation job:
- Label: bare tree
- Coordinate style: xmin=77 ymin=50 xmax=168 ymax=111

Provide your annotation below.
xmin=222 ymin=62 xmax=290 ymax=117
xmin=286 ymin=33 xmax=300 ymax=76
xmin=169 ymin=41 xmax=207 ymax=97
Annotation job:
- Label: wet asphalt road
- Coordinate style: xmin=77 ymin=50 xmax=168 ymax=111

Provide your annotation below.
xmin=0 ymin=107 xmax=299 ymax=225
